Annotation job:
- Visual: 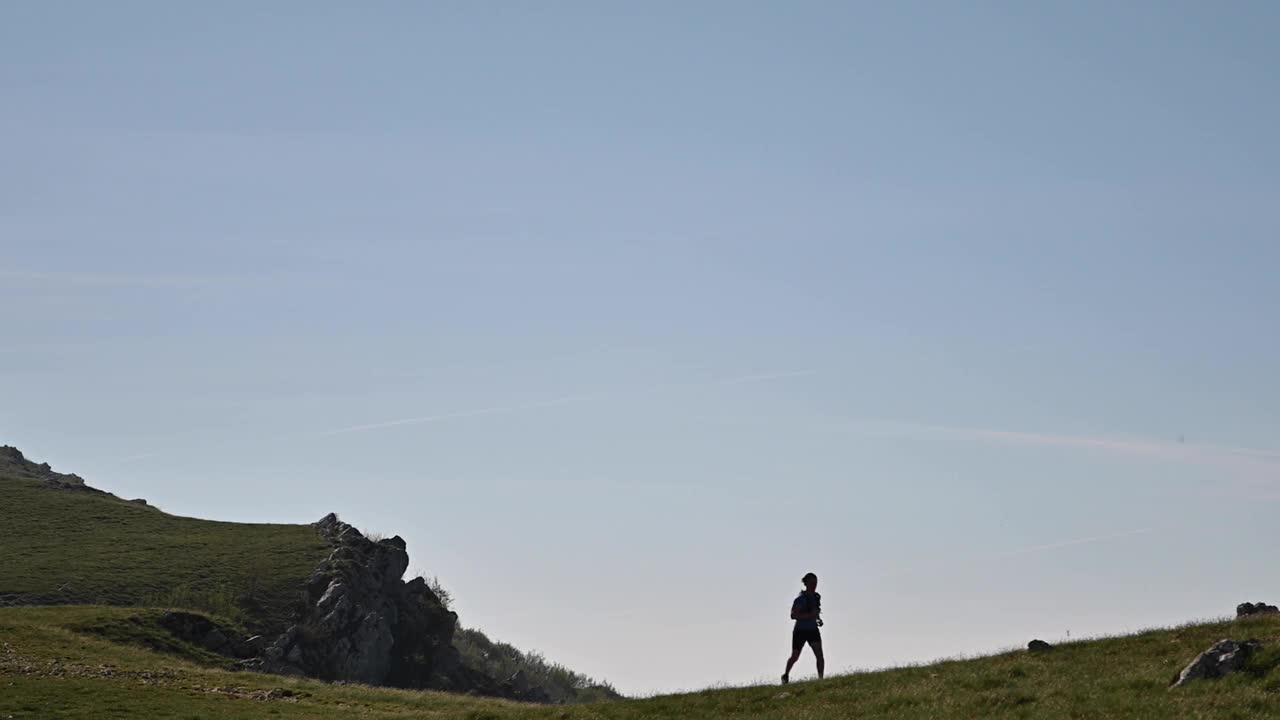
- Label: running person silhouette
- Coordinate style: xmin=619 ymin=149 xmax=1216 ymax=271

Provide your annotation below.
xmin=782 ymin=572 xmax=823 ymax=683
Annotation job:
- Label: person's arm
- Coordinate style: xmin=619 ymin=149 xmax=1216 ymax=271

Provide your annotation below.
xmin=791 ymin=598 xmax=820 ymax=620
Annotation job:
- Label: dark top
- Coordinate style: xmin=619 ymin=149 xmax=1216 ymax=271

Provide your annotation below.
xmin=792 ymin=591 xmax=821 ymax=631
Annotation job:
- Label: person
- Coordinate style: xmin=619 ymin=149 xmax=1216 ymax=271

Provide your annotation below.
xmin=782 ymin=572 xmax=823 ymax=684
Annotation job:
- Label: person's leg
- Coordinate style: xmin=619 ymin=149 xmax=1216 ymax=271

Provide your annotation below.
xmin=810 ymin=640 xmax=825 ymax=679
xmin=783 ymin=633 xmax=803 ymax=682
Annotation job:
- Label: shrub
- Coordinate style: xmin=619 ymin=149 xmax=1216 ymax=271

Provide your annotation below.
xmin=426 ymin=576 xmax=453 ymax=611
xmin=454 ymin=626 xmax=619 ymax=703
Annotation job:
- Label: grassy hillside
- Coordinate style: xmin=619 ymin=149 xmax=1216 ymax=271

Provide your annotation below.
xmin=0 ymin=469 xmax=330 ymax=634
xmin=2 ymin=606 xmax=1278 ymax=719
xmin=0 ymin=448 xmax=617 ymax=703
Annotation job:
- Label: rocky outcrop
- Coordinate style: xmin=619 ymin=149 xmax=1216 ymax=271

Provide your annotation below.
xmin=1027 ymin=639 xmax=1053 ymax=653
xmin=1 ymin=446 xmax=91 ymax=491
xmin=251 ymin=514 xmax=547 ymax=701
xmin=1237 ymin=602 xmax=1279 ymax=618
xmin=1170 ymin=639 xmax=1262 ymax=688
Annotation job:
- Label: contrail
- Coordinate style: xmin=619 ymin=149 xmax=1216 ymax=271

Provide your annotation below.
xmin=992 ymin=527 xmax=1156 ymax=557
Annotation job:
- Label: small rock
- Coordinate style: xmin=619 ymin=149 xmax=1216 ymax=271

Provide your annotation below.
xmin=1028 ymin=639 xmax=1053 ymax=652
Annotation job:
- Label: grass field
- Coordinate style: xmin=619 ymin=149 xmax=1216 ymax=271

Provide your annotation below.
xmin=0 ymin=472 xmax=329 ymax=634
xmin=2 ymin=605 xmax=1278 ymax=719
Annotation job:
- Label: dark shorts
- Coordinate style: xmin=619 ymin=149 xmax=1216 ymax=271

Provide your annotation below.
xmin=792 ymin=627 xmax=822 ymax=652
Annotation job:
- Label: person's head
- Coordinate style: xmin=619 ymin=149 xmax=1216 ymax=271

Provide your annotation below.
xmin=802 ymin=572 xmax=818 ymax=591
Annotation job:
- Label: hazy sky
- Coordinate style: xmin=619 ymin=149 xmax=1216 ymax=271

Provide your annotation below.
xmin=3 ymin=1 xmax=1278 ymax=695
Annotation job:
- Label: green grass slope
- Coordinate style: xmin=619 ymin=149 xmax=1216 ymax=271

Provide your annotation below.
xmin=2 ymin=606 xmax=1278 ymax=719
xmin=0 ymin=450 xmax=618 ymax=703
xmin=0 ymin=470 xmax=329 ymax=634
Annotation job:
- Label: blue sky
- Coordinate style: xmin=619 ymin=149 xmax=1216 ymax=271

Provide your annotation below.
xmin=2 ymin=1 xmax=1278 ymax=694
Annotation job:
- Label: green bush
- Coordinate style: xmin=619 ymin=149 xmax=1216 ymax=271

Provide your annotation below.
xmin=454 ymin=626 xmax=619 ymax=703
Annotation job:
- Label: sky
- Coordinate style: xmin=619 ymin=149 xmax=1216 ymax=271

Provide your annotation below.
xmin=2 ymin=0 xmax=1278 ymax=695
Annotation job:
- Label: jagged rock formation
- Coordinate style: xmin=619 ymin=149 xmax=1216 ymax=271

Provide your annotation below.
xmin=1170 ymin=638 xmax=1262 ymax=688
xmin=1237 ymin=601 xmax=1279 ymax=618
xmin=252 ymin=514 xmax=549 ymax=701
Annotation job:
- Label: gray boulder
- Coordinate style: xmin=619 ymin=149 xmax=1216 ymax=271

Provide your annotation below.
xmin=1237 ymin=602 xmax=1279 ymax=617
xmin=1170 ymin=639 xmax=1262 ymax=688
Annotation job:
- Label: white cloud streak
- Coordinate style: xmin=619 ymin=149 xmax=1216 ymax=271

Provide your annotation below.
xmin=856 ymin=418 xmax=1280 ymax=479
xmin=992 ymin=527 xmax=1156 ymax=557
